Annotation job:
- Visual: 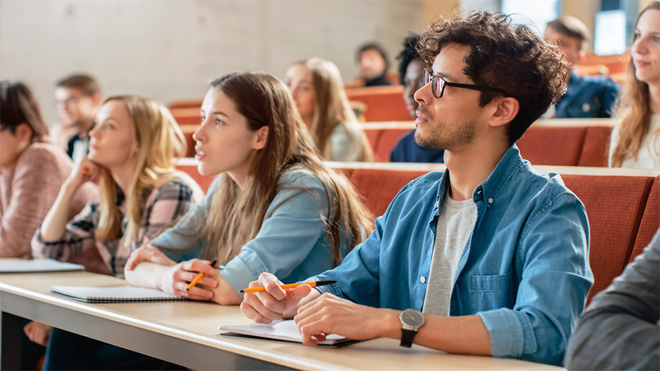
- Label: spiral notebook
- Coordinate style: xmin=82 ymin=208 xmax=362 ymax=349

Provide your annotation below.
xmin=50 ymin=285 xmax=189 ymax=303
xmin=0 ymin=259 xmax=84 ymax=273
xmin=218 ymin=320 xmax=360 ymax=347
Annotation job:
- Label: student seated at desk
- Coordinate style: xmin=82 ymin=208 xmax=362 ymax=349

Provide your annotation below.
xmin=0 ymin=81 xmax=97 ymax=370
xmin=283 ymin=58 xmax=373 ymax=162
xmin=124 ymin=72 xmax=373 ymax=305
xmin=1 ymin=81 xmax=96 ymax=259
xmin=241 ymin=11 xmax=593 ymax=367
xmin=31 ymin=95 xmax=203 ymax=370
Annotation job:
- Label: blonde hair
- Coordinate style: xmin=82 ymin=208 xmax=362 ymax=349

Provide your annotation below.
xmin=199 ymin=72 xmax=373 ymax=266
xmin=96 ymin=95 xmax=187 ymax=244
xmin=611 ymin=1 xmax=660 ymax=167
xmin=292 ymin=58 xmax=373 ymax=162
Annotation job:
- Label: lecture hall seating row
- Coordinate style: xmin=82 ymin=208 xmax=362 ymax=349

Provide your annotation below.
xmin=362 ymin=119 xmax=616 ymax=165
xmin=168 ymin=85 xmax=411 ymax=123
xmin=174 ymin=158 xmax=660 ymax=305
xmin=173 ymin=109 xmax=616 ymax=168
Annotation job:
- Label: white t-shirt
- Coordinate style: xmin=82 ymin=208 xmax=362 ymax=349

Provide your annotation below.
xmin=422 ymin=193 xmax=478 ymax=316
xmin=609 ymin=114 xmax=660 ymax=169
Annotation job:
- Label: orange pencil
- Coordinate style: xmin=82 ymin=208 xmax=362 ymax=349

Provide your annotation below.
xmin=186 ymin=260 xmax=217 ymax=291
xmin=240 ymin=280 xmax=336 ymax=293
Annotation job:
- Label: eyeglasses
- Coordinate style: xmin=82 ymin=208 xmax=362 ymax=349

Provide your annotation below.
xmin=423 ymin=68 xmax=505 ymax=99
xmin=0 ymin=125 xmax=15 ymax=132
xmin=54 ymin=95 xmax=90 ymax=107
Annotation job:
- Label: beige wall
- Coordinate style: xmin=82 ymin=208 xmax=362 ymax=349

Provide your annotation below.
xmin=423 ymin=0 xmax=461 ymax=25
xmin=1 ymin=0 xmax=424 ymax=124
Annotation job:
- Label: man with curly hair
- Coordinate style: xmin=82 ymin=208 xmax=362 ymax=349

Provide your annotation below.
xmin=241 ymin=11 xmax=593 ymax=366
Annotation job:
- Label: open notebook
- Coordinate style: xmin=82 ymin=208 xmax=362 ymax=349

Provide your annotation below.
xmin=0 ymin=259 xmax=84 ymax=273
xmin=50 ymin=285 xmax=189 ymax=303
xmin=219 ymin=320 xmax=359 ymax=347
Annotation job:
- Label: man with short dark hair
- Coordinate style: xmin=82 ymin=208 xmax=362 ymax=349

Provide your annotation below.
xmin=544 ymin=16 xmax=620 ymax=118
xmin=52 ymin=74 xmax=101 ymax=163
xmin=241 ymin=11 xmax=592 ymax=366
xmin=390 ymin=33 xmax=445 ymax=163
xmin=356 ymin=42 xmax=392 ymax=87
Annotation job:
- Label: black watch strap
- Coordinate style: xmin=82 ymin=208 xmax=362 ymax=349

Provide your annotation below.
xmin=400 ymin=328 xmax=417 ymax=348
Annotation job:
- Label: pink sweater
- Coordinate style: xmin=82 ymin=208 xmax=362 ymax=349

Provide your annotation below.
xmin=0 ymin=142 xmax=97 ymax=260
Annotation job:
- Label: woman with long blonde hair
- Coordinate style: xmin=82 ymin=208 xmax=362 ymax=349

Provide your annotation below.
xmin=609 ymin=1 xmax=660 ymax=169
xmin=124 ymin=72 xmax=373 ymax=305
xmin=33 ymin=95 xmax=203 ymax=370
xmin=283 ymin=58 xmax=373 ymax=161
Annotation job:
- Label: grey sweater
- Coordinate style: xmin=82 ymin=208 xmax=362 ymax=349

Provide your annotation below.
xmin=565 ymin=228 xmax=660 ymax=370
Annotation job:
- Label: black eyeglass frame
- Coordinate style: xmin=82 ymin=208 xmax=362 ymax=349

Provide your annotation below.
xmin=423 ymin=68 xmax=505 ymax=99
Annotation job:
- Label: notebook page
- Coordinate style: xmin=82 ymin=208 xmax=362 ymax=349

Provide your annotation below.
xmin=219 ymin=320 xmax=349 ymax=345
xmin=50 ymin=285 xmax=186 ymax=302
xmin=0 ymin=259 xmax=84 ymax=273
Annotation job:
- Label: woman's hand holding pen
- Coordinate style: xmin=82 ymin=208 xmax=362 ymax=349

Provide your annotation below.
xmin=241 ymin=272 xmax=320 ymax=323
xmin=159 ymin=259 xmax=219 ymax=301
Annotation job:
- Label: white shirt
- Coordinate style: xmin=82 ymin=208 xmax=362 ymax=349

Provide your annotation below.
xmin=610 ymin=114 xmax=660 ymax=169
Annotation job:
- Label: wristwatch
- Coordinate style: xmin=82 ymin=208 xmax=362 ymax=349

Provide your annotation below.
xmin=399 ymin=308 xmax=425 ymax=348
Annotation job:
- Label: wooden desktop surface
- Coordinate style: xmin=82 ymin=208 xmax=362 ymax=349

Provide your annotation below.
xmin=0 ymin=261 xmax=562 ymax=370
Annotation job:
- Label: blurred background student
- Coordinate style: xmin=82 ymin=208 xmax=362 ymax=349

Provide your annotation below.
xmin=283 ymin=58 xmax=373 ymax=162
xmin=1 ymin=80 xmax=96 ymax=259
xmin=356 ymin=42 xmax=392 ymax=87
xmin=543 ymin=16 xmax=620 ymax=118
xmin=610 ymin=2 xmax=660 ymax=169
xmin=0 ymin=80 xmax=97 ymax=370
xmin=125 ymin=72 xmax=373 ymax=305
xmin=32 ymin=95 xmax=203 ymax=370
xmin=52 ymin=74 xmax=102 ymax=163
xmin=389 ymin=33 xmax=445 ymax=163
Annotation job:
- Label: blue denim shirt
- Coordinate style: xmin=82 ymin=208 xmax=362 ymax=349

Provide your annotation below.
xmin=554 ymin=72 xmax=620 ymax=118
xmin=312 ymin=146 xmax=593 ymax=365
xmin=150 ymin=167 xmax=349 ymax=296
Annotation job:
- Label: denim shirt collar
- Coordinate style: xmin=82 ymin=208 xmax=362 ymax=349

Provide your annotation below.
xmin=433 ymin=144 xmax=524 ymax=213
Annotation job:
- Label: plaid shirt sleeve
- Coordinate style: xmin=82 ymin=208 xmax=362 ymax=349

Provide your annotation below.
xmin=31 ymin=201 xmax=99 ymax=262
xmin=134 ymin=180 xmax=202 ymax=249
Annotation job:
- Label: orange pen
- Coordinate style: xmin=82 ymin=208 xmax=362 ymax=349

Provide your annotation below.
xmin=239 ymin=280 xmax=337 ymax=293
xmin=186 ymin=260 xmax=217 ymax=291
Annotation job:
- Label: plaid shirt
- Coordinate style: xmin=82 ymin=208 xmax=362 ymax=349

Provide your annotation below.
xmin=32 ymin=179 xmax=203 ymax=278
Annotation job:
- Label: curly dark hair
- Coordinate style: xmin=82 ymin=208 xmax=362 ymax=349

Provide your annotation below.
xmin=418 ymin=11 xmax=570 ymax=145
xmin=397 ymin=33 xmax=422 ymax=85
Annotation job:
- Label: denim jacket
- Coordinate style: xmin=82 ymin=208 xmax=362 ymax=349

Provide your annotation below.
xmin=554 ymin=72 xmax=620 ymax=118
xmin=150 ymin=167 xmax=349 ymax=295
xmin=313 ymin=145 xmax=593 ymax=365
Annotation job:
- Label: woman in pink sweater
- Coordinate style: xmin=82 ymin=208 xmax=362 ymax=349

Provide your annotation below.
xmin=0 ymin=81 xmax=98 ymax=369
xmin=0 ymin=81 xmax=96 ymax=259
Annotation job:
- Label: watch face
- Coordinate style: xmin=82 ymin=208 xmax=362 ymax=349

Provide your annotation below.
xmin=400 ymin=309 xmax=425 ymax=327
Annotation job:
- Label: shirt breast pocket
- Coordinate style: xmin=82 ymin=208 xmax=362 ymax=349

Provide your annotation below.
xmin=470 ymin=273 xmax=515 ymax=311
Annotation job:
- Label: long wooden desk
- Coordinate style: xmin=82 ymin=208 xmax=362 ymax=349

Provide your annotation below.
xmin=0 ymin=266 xmax=562 ymax=370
